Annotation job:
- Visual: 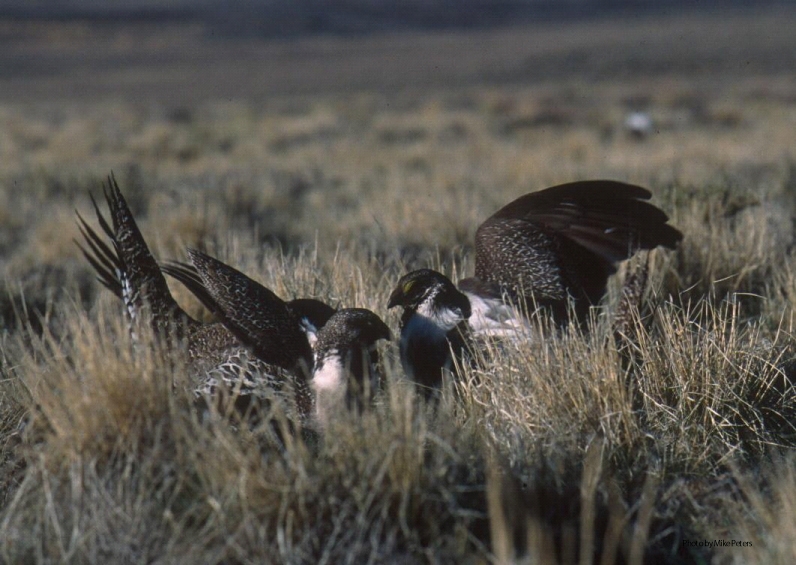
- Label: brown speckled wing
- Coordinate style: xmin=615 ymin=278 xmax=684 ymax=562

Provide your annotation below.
xmin=77 ymin=176 xmax=313 ymax=421
xmin=187 ymin=249 xmax=313 ymax=372
xmin=160 ymin=260 xmax=222 ymax=316
xmin=475 ymin=180 xmax=682 ymax=317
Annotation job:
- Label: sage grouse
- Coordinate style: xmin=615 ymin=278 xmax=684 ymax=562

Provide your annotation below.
xmin=387 ymin=180 xmax=683 ymax=391
xmin=165 ymin=249 xmax=391 ymax=427
xmin=77 ymin=175 xmax=340 ymax=425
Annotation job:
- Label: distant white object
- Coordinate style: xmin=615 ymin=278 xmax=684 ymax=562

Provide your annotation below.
xmin=624 ymin=111 xmax=653 ymax=138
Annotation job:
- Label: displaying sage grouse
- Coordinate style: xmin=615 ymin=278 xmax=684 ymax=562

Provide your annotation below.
xmin=76 ymin=174 xmax=334 ymax=424
xmin=165 ymin=249 xmax=391 ymax=428
xmin=387 ymin=180 xmax=683 ymax=391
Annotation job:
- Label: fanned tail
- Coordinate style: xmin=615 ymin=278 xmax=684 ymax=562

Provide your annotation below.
xmin=76 ymin=173 xmax=194 ymax=338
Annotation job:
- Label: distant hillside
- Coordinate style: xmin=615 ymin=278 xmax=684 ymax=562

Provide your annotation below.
xmin=1 ymin=0 xmax=789 ymax=36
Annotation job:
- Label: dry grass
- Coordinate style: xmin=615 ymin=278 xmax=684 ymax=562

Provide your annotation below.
xmin=2 ymin=9 xmax=796 ymax=563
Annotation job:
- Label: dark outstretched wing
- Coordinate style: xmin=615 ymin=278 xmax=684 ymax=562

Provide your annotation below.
xmin=160 ymin=260 xmax=223 ymax=316
xmin=475 ymin=180 xmax=682 ymax=315
xmin=76 ymin=174 xmax=193 ymax=332
xmin=486 ymin=181 xmax=681 ymax=260
xmin=162 ymin=260 xmax=339 ymax=348
xmin=186 ymin=249 xmax=313 ymax=372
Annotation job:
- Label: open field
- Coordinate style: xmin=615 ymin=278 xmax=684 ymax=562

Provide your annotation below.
xmin=2 ymin=6 xmax=796 ymax=563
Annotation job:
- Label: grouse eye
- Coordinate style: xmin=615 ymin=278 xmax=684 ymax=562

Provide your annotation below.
xmin=402 ymin=280 xmax=415 ymax=295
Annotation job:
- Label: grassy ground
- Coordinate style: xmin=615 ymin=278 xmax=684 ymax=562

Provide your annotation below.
xmin=2 ymin=7 xmax=796 ymax=563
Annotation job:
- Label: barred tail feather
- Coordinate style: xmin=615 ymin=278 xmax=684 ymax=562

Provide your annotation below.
xmin=76 ymin=173 xmax=194 ymax=339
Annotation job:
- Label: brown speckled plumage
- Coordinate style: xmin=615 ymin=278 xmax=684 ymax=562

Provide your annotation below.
xmin=311 ymin=308 xmax=391 ymax=425
xmin=313 ymin=308 xmax=391 ymax=389
xmin=186 ymin=249 xmax=314 ymax=372
xmin=173 ymin=255 xmax=391 ymax=422
xmin=613 ymin=253 xmax=651 ymax=339
xmin=474 ymin=180 xmax=682 ymax=320
xmin=77 ymin=174 xmax=313 ymax=419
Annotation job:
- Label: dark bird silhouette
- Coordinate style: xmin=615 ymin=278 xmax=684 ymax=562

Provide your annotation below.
xmin=387 ymin=180 xmax=683 ymax=390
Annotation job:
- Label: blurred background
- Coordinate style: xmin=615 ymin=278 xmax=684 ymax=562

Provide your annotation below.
xmin=1 ymin=1 xmax=794 ymax=102
xmin=1 ymin=0 xmax=796 ymax=326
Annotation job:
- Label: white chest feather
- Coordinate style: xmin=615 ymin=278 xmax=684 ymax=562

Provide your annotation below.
xmin=463 ymin=291 xmax=531 ymax=339
xmin=311 ymin=353 xmax=346 ymax=428
xmin=312 ymin=354 xmax=345 ymax=393
xmin=416 ymin=301 xmax=465 ymax=332
xmin=402 ymin=312 xmax=451 ymax=352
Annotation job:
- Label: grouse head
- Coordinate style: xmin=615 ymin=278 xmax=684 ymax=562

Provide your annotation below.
xmin=315 ymin=307 xmax=392 ymax=356
xmin=312 ymin=307 xmax=391 ymax=426
xmin=387 ymin=269 xmax=472 ymax=331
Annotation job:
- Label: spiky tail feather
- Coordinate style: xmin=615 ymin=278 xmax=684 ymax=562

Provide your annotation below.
xmin=76 ymin=173 xmax=194 ymax=342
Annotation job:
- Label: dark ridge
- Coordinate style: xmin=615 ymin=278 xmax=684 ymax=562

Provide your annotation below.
xmin=0 ymin=6 xmax=201 ymax=23
xmin=0 ymin=1 xmax=790 ymax=39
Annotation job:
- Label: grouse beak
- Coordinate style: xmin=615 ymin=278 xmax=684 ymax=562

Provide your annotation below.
xmin=364 ymin=317 xmax=392 ymax=347
xmin=387 ymin=285 xmax=405 ymax=309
